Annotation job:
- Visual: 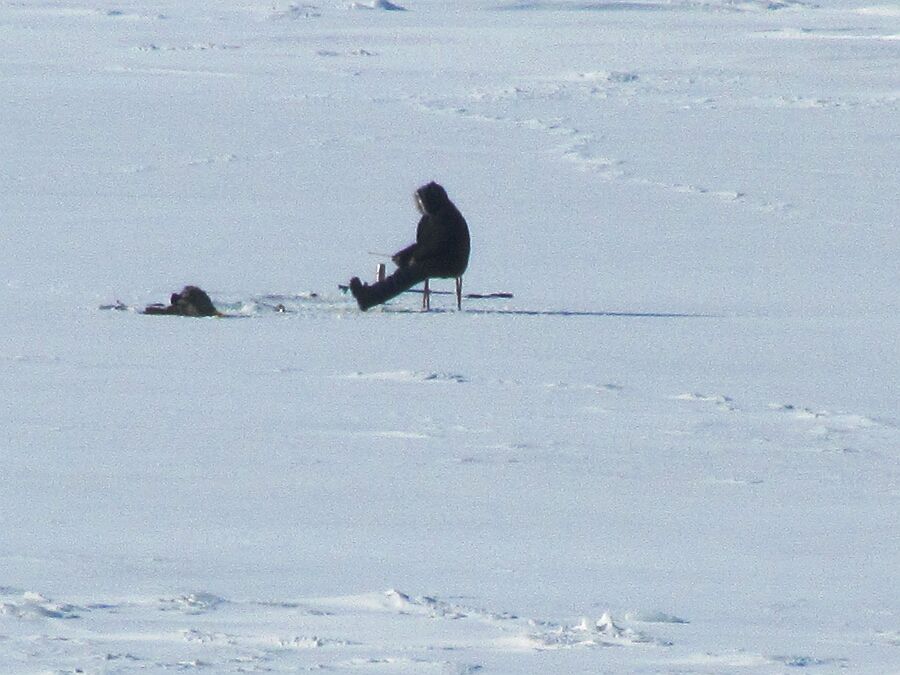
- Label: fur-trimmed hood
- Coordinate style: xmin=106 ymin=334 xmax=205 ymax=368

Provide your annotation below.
xmin=415 ymin=181 xmax=451 ymax=215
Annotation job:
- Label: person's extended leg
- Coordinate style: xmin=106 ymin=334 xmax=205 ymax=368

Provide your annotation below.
xmin=349 ymin=264 xmax=428 ymax=311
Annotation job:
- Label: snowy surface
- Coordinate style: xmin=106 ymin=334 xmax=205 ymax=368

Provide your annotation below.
xmin=2 ymin=0 xmax=899 ymax=672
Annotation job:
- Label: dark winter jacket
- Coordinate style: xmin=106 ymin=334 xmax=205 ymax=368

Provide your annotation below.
xmin=393 ymin=182 xmax=470 ymax=279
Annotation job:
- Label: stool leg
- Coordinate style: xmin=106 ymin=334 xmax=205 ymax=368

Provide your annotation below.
xmin=422 ymin=278 xmax=430 ymax=311
xmin=456 ymin=276 xmax=462 ymax=310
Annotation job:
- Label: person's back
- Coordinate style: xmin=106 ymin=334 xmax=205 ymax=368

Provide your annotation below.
xmin=411 ymin=181 xmax=470 ymax=279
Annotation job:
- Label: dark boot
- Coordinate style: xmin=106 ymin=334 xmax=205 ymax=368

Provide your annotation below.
xmin=349 ymin=265 xmax=427 ymax=311
xmin=349 ymin=277 xmax=373 ymax=311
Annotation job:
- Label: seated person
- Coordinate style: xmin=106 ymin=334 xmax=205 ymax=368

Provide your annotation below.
xmin=349 ymin=181 xmax=470 ymax=311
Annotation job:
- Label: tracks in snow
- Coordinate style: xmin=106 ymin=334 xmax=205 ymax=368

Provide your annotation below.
xmin=1 ymin=585 xmax=876 ymax=672
xmin=0 ymin=587 xmax=668 ymax=672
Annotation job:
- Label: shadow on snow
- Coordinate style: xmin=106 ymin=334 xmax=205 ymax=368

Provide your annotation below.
xmin=386 ymin=307 xmax=718 ymax=319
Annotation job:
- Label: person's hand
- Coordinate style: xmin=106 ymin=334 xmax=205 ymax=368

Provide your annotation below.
xmin=393 ymin=250 xmax=412 ymax=268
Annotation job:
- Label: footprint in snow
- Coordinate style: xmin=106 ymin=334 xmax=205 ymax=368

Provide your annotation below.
xmin=373 ymin=430 xmax=431 ymax=439
xmin=0 ymin=591 xmax=81 ymax=620
xmin=673 ymin=392 xmax=736 ymax=411
xmin=182 ymin=628 xmax=237 ymax=645
xmin=686 ymin=650 xmax=845 ymax=669
xmin=269 ymin=3 xmax=322 ymax=20
xmin=159 ymin=592 xmax=227 ymax=614
xmin=625 ymin=610 xmax=689 ymax=624
xmin=347 ymin=370 xmax=467 ymax=383
xmin=770 ymin=403 xmax=882 ymax=433
xmin=515 ymin=612 xmax=669 ymax=650
xmin=351 ymin=0 xmax=408 ymax=10
xmin=876 ymin=630 xmax=900 ymax=647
